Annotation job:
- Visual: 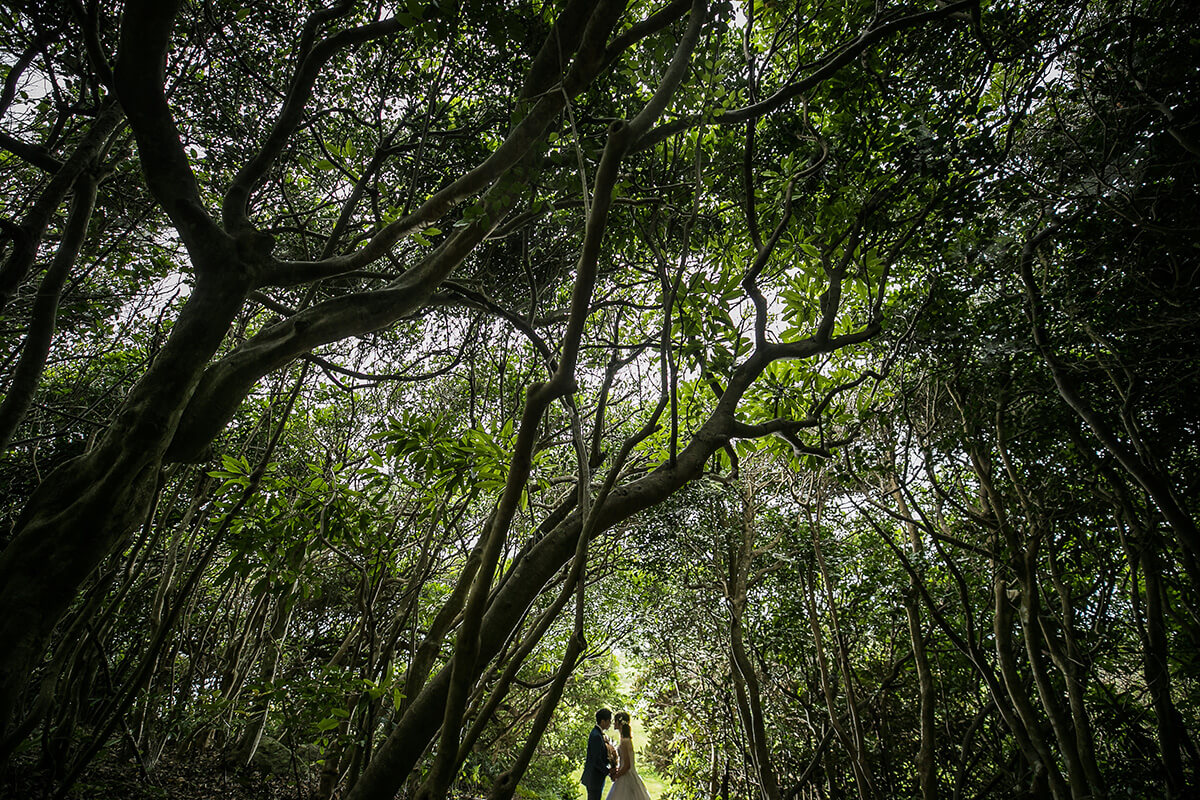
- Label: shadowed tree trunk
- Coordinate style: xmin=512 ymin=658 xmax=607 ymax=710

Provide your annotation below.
xmin=1092 ymin=450 xmax=1195 ymax=796
xmin=724 ymin=480 xmax=782 ymax=800
xmin=889 ymin=477 xmax=938 ymax=800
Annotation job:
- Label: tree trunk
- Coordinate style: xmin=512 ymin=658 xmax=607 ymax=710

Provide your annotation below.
xmin=812 ymin=520 xmax=877 ymax=799
xmin=0 ymin=270 xmax=250 ymax=736
xmin=1013 ymin=547 xmax=1092 ymax=800
xmin=960 ymin=411 xmax=1070 ymax=800
xmin=1043 ymin=548 xmax=1106 ymax=798
xmin=726 ymin=490 xmax=781 ymax=800
xmin=238 ymin=540 xmax=308 ymax=763
xmin=800 ymin=554 xmax=871 ymax=800
xmin=0 ymin=170 xmax=102 ymax=451
xmin=990 ymin=565 xmax=1069 ymax=800
xmin=0 ymin=104 xmax=122 ymax=315
xmin=890 ymin=478 xmax=937 ymax=800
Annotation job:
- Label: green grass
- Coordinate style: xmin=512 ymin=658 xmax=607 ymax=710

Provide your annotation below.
xmin=637 ymin=766 xmax=671 ymax=799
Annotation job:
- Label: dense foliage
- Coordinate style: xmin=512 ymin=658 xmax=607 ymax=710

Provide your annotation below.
xmin=0 ymin=1 xmax=1196 ymax=798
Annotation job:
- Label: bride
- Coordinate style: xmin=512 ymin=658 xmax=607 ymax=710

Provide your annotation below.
xmin=607 ymin=712 xmax=652 ymax=800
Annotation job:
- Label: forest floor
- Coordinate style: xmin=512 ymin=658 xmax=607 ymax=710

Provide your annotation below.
xmin=7 ymin=739 xmax=669 ymax=800
xmin=0 ymin=748 xmax=313 ymax=800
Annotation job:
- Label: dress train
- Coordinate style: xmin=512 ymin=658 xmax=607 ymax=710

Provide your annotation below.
xmin=606 ymin=741 xmax=652 ymax=800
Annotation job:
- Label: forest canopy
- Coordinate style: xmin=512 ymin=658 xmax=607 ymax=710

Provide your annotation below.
xmin=0 ymin=1 xmax=1197 ymax=799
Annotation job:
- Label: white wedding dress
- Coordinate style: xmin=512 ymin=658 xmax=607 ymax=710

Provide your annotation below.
xmin=606 ymin=738 xmax=652 ymax=800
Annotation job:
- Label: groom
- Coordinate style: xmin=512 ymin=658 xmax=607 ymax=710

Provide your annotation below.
xmin=581 ymin=707 xmax=616 ymax=800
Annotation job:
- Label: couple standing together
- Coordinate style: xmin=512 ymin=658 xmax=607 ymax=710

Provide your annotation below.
xmin=581 ymin=708 xmax=652 ymax=800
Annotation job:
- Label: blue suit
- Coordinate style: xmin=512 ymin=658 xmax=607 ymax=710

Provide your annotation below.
xmin=581 ymin=725 xmax=611 ymax=800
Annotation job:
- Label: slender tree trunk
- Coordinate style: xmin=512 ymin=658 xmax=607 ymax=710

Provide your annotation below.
xmin=729 ymin=613 xmax=781 ymax=800
xmin=488 ymin=482 xmax=593 ymax=800
xmin=901 ymin=586 xmax=937 ymax=798
xmin=1044 ymin=551 xmax=1105 ymax=797
xmin=219 ymin=591 xmax=271 ymax=705
xmin=708 ymin=741 xmax=721 ymax=800
xmin=238 ymin=540 xmax=308 ymax=763
xmin=0 ymin=103 xmax=122 ymax=315
xmin=991 ymin=564 xmax=1069 ymax=800
xmin=1013 ymin=547 xmax=1092 ymax=800
xmin=1137 ymin=537 xmax=1195 ymax=795
xmin=867 ymin=479 xmax=1047 ymax=796
xmin=800 ymin=554 xmax=872 ymax=800
xmin=726 ymin=489 xmax=781 ymax=800
xmin=0 ymin=170 xmax=102 ymax=451
xmin=1076 ymin=431 xmax=1196 ymax=793
xmin=1118 ymin=514 xmax=1194 ymax=796
xmin=890 ymin=478 xmax=937 ymax=800
xmin=951 ymin=701 xmax=992 ymax=800
xmin=959 ymin=410 xmax=1070 ymax=800
xmin=812 ymin=520 xmax=877 ymax=799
